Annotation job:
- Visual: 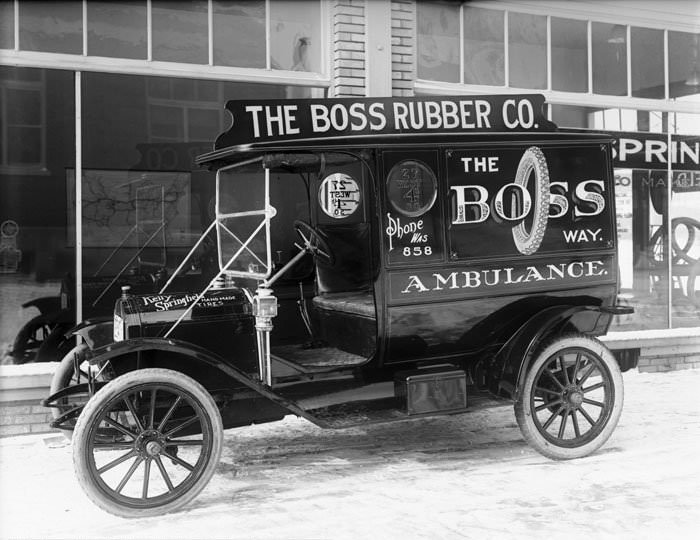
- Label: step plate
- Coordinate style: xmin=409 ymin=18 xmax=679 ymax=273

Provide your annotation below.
xmin=272 ymin=344 xmax=367 ymax=368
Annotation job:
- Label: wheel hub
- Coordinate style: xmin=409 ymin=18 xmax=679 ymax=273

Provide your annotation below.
xmin=562 ymin=386 xmax=584 ymax=408
xmin=135 ymin=429 xmax=165 ymax=457
xmin=145 ymin=440 xmax=163 ymax=457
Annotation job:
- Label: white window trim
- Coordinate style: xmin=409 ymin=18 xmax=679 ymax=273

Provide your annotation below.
xmin=416 ymin=2 xmax=700 ymax=116
xmin=414 ymin=80 xmax=700 ymax=115
xmin=0 ymin=0 xmax=331 ymax=90
xmin=0 ymin=50 xmax=330 ymax=88
xmin=469 ymin=1 xmax=700 ymax=34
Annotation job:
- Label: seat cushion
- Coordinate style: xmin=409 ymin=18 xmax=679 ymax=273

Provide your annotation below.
xmin=312 ymin=291 xmax=376 ymax=319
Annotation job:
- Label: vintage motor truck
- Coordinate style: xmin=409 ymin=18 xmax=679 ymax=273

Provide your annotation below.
xmin=45 ymin=94 xmax=633 ymax=517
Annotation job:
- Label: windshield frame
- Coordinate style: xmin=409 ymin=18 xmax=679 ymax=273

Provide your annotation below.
xmin=215 ymin=156 xmax=275 ymax=281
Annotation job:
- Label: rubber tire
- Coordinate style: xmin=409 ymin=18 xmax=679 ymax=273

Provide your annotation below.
xmin=49 ymin=343 xmax=90 ymax=440
xmin=72 ymin=368 xmax=223 ymax=518
xmin=511 ymin=146 xmax=550 ymax=256
xmin=515 ymin=334 xmax=624 ymax=460
xmin=36 ymin=323 xmax=74 ymax=363
xmin=11 ymin=314 xmax=54 ymax=364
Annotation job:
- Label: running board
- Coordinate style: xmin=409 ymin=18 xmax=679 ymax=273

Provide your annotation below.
xmin=302 ymin=387 xmax=507 ymax=429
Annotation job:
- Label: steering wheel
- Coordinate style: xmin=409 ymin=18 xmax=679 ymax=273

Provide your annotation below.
xmin=293 ymin=220 xmax=335 ymax=266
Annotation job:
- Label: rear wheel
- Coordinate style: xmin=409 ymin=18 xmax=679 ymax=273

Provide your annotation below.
xmin=11 ymin=314 xmax=54 ymax=363
xmin=73 ymin=368 xmax=223 ymax=517
xmin=515 ymin=334 xmax=623 ymax=460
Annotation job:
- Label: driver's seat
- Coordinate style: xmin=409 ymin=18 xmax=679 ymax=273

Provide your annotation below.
xmin=312 ymin=222 xmax=376 ymax=358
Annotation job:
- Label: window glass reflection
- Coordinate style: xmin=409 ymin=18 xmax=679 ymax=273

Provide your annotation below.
xmin=213 ymin=1 xmax=266 ymax=68
xmin=152 ymin=1 xmax=208 ymax=64
xmin=417 ymin=1 xmax=460 ymax=83
xmin=462 ymin=6 xmax=504 ymax=86
xmin=551 ymin=17 xmax=587 ymax=92
xmin=550 ymin=104 xmax=601 ymax=130
xmin=592 ymin=22 xmax=627 ymax=96
xmin=19 ymin=1 xmax=82 ymax=54
xmin=631 ymin=27 xmax=664 ymax=99
xmin=669 ymin=32 xmax=700 ymax=100
xmin=0 ymin=1 xmax=14 ymax=49
xmin=270 ymin=0 xmax=321 ymax=72
xmin=78 ymin=73 xmax=320 ymax=317
xmin=670 ymin=171 xmax=700 ymax=327
xmin=87 ymin=1 xmax=147 ymax=59
xmin=612 ymin=168 xmax=670 ymax=331
xmin=508 ymin=12 xmax=546 ymax=89
xmin=0 ymin=68 xmax=74 ymax=361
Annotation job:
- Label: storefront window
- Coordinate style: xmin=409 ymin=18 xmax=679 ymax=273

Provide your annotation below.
xmin=87 ymin=1 xmax=147 ymax=59
xmin=152 ymin=1 xmax=208 ymax=64
xmin=631 ymin=27 xmax=664 ymax=99
xmin=18 ymin=1 xmax=82 ymax=54
xmin=213 ymin=0 xmax=322 ymax=72
xmin=270 ymin=0 xmax=322 ymax=73
xmin=551 ymin=17 xmax=588 ymax=93
xmin=508 ymin=12 xmax=546 ymax=90
xmin=0 ymin=1 xmax=14 ymax=50
xmin=549 ymin=104 xmax=598 ymax=130
xmin=550 ymin=104 xmax=700 ymax=331
xmin=592 ymin=22 xmax=627 ymax=96
xmin=417 ymin=1 xmax=460 ymax=83
xmin=213 ymin=0 xmax=266 ymax=68
xmin=669 ymin=31 xmax=700 ymax=100
xmin=0 ymin=68 xmax=75 ymax=361
xmin=78 ymin=72 xmax=321 ymax=315
xmin=669 ymin=171 xmax=700 ymax=327
xmin=669 ymin=112 xmax=700 ymax=327
xmin=462 ymin=6 xmax=504 ymax=86
xmin=618 ymin=168 xmax=670 ymax=330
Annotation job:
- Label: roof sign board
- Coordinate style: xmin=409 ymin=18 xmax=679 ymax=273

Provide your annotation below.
xmin=214 ymin=94 xmax=557 ymax=148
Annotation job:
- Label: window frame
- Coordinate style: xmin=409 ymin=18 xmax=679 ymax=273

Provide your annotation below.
xmin=0 ymin=69 xmax=47 ymax=174
xmin=415 ymin=1 xmax=700 ymax=117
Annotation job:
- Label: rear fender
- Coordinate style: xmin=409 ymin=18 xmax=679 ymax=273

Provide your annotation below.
xmin=85 ymin=338 xmax=310 ymax=421
xmin=486 ymin=305 xmax=610 ymax=401
xmin=66 ymin=317 xmax=113 ymax=350
xmin=21 ymin=296 xmax=62 ymax=316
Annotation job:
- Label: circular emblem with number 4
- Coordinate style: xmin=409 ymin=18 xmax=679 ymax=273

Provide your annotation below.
xmin=386 ymin=160 xmax=437 ymax=218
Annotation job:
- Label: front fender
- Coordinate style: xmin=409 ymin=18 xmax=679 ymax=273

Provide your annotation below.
xmin=487 ymin=305 xmax=609 ymax=401
xmin=85 ymin=338 xmax=310 ymax=421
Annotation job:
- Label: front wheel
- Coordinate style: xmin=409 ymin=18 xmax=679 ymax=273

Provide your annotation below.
xmin=515 ymin=334 xmax=623 ymax=460
xmin=72 ymin=368 xmax=223 ymax=517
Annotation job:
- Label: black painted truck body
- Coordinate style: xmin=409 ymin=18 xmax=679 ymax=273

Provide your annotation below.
xmin=45 ymin=94 xmax=633 ymax=517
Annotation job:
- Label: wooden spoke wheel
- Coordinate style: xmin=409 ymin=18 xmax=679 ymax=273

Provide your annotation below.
xmin=515 ymin=334 xmax=623 ymax=460
xmin=73 ymin=369 xmax=223 ymax=517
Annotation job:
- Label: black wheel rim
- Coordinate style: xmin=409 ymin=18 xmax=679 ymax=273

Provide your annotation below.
xmin=529 ymin=347 xmax=615 ymax=448
xmin=85 ymin=383 xmax=214 ymax=509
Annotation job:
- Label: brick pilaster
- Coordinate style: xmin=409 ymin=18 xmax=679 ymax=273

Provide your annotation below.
xmin=332 ymin=0 xmax=367 ymax=97
xmin=391 ymin=0 xmax=415 ymax=97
